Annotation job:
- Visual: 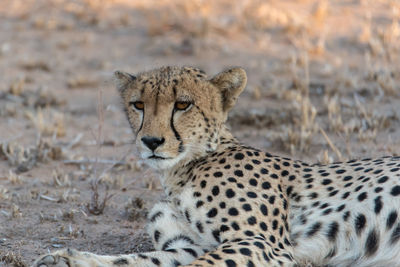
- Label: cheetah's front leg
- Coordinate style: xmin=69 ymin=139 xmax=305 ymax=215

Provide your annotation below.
xmin=33 ymin=201 xmax=212 ymax=267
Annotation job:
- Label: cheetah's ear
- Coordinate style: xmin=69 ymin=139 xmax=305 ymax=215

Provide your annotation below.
xmin=114 ymin=70 xmax=136 ymax=94
xmin=210 ymin=67 xmax=247 ymax=112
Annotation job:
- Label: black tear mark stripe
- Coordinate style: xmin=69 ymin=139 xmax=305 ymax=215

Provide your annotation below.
xmin=137 ymin=110 xmax=144 ymax=135
xmin=171 ymin=108 xmax=184 ymax=152
xmin=161 ymin=234 xmax=195 ymax=250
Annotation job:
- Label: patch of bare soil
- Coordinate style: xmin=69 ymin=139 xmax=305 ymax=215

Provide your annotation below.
xmin=0 ymin=0 xmax=399 ymax=265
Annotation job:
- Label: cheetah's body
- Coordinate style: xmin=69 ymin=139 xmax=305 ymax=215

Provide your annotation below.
xmin=34 ymin=67 xmax=400 ymax=267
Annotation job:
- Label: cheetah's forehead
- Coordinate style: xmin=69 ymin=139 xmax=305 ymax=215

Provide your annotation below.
xmin=133 ymin=66 xmax=209 ymax=100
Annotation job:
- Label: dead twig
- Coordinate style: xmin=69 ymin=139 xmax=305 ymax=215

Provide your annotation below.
xmin=319 ymin=126 xmax=343 ymax=161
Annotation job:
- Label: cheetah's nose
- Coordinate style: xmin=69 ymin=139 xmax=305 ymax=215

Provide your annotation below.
xmin=141 ymin=136 xmax=165 ymax=151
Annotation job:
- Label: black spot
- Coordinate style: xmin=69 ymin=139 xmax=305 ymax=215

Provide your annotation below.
xmin=343 ymin=211 xmax=350 ymax=221
xmin=239 ymin=248 xmax=252 ymax=256
xmin=323 ymin=208 xmax=332 ymax=215
xmin=200 ymin=180 xmax=207 ymax=188
xmin=337 ymin=204 xmax=346 ymax=212
xmin=343 ymin=176 xmax=353 ymax=181
xmin=244 ymin=230 xmax=254 ymax=236
xmin=377 ymin=176 xmax=389 ymax=183
xmin=322 ymin=179 xmax=332 ymax=185
xmin=365 ymin=229 xmax=379 ymax=257
xmin=272 ymin=220 xmax=278 ymax=230
xmin=235 ymin=153 xmax=245 ymax=160
xmin=260 ymin=168 xmax=268 ymax=174
xmin=222 ymin=249 xmax=236 ymax=254
xmin=355 ymin=214 xmax=366 ymax=236
xmin=212 ymin=230 xmax=220 ymax=242
xmin=268 ymin=196 xmax=276 ymax=204
xmin=244 ymin=164 xmax=253 ymax=170
xmin=150 ymin=211 xmax=163 ymax=222
xmin=249 ymin=179 xmax=258 ymax=186
xmin=374 ymin=196 xmax=383 ymax=214
xmin=228 ymin=207 xmax=239 ymax=216
xmin=196 ymin=200 xmax=204 ymax=208
xmin=210 ymin=253 xmax=222 ymax=260
xmin=113 ymin=258 xmax=129 ymax=265
xmin=225 ymin=259 xmax=237 ymax=267
xmin=269 ymin=235 xmax=276 ymax=243
xmin=231 ymin=222 xmax=240 ymax=230
xmin=387 ymin=211 xmax=397 ymax=229
xmin=183 ymin=248 xmax=198 ymax=258
xmin=207 ymin=208 xmax=218 ymax=218
xmin=214 ymin=172 xmax=223 ymax=178
xmin=357 ymin=192 xmax=368 ymax=202
xmin=273 ymin=208 xmax=279 ymax=216
xmin=391 ymin=186 xmax=400 ymax=196
xmin=375 ymin=187 xmax=383 ymax=193
xmin=242 ymin=204 xmax=252 ymax=211
xmin=234 ymin=170 xmax=244 ymax=177
xmin=220 ymin=224 xmax=229 ymax=232
xmin=226 ymin=189 xmax=235 ymax=198
xmin=185 ymin=209 xmax=191 ymax=223
xmin=254 ymin=241 xmax=265 ymax=249
xmin=307 ymin=222 xmax=322 ymax=237
xmin=161 ymin=235 xmax=194 ymax=250
xmin=342 ymin=192 xmax=350 ymax=199
xmin=259 ymin=222 xmax=268 ymax=231
xmin=154 ymin=230 xmax=161 ymax=242
xmin=329 ymin=190 xmax=339 ymax=197
xmin=247 ymin=192 xmax=257 ymax=198
xmin=247 ymin=216 xmax=257 ymax=225
xmin=270 ymin=174 xmax=278 ymax=179
xmin=151 ymin=258 xmax=161 ymax=265
xmin=212 ymin=186 xmax=220 ymax=196
xmin=196 ymin=221 xmax=204 ymax=233
xmin=327 ymin=222 xmax=339 ymax=242
xmin=262 ymin=181 xmax=271 ymax=189
xmin=260 ymin=204 xmax=268 ymax=216
xmin=273 ymin=164 xmax=281 ymax=170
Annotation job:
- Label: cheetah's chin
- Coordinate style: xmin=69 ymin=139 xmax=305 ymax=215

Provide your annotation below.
xmin=143 ymin=152 xmax=187 ymax=170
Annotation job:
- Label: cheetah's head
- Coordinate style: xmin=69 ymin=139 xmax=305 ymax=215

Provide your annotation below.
xmin=115 ymin=66 xmax=247 ymax=170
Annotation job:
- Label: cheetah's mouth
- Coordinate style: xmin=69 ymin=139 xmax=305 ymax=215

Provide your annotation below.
xmin=148 ymin=155 xmax=172 ymax=160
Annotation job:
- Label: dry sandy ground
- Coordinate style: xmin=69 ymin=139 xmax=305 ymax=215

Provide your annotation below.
xmin=0 ymin=0 xmax=399 ymax=265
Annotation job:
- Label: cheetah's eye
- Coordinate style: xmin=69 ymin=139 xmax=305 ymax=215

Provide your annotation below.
xmin=130 ymin=101 xmax=144 ymax=111
xmin=174 ymin=101 xmax=192 ymax=111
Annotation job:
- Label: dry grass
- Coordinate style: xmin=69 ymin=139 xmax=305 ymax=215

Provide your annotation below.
xmin=25 ymin=108 xmax=66 ymax=137
xmin=0 ymin=252 xmax=27 ymax=267
xmin=0 ymin=138 xmax=64 ymax=173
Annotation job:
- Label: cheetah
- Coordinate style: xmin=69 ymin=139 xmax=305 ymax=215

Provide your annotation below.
xmin=33 ymin=66 xmax=400 ymax=267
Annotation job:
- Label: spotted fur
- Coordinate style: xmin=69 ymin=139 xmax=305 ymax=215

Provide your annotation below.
xmin=33 ymin=66 xmax=400 ymax=267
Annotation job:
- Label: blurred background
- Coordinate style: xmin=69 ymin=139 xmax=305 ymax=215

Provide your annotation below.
xmin=0 ymin=0 xmax=399 ymax=265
